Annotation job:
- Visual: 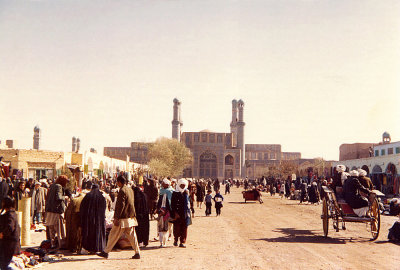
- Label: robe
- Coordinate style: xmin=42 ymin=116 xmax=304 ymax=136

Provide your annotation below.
xmin=133 ymin=187 xmax=149 ymax=246
xmin=0 ymin=210 xmax=20 ymax=270
xmin=65 ymin=194 xmax=85 ymax=252
xmin=80 ymin=187 xmax=106 ymax=252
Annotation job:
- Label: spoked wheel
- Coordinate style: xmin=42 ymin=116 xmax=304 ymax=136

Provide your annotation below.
xmin=322 ymin=197 xmax=329 ymax=237
xmin=369 ymin=198 xmax=380 ymax=241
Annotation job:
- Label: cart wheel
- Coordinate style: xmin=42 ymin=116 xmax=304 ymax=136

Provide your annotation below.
xmin=370 ymin=198 xmax=380 ymax=241
xmin=322 ymin=198 xmax=329 ymax=237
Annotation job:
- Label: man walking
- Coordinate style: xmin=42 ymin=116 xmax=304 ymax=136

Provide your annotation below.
xmin=98 ymin=175 xmax=140 ymax=259
xmin=170 ymin=179 xmax=192 ymax=248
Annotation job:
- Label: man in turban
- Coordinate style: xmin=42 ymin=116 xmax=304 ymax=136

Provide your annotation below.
xmin=357 ymin=169 xmax=373 ymax=190
xmin=343 ymin=170 xmax=372 ymax=217
xmin=170 ymin=179 xmax=192 ymax=248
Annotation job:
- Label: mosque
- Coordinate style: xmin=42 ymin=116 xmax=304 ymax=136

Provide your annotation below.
xmin=104 ymin=99 xmax=301 ymax=180
xmin=172 ymin=98 xmax=301 ymax=180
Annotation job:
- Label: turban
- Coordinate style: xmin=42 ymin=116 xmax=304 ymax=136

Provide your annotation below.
xmin=357 ymin=169 xmax=367 ymax=177
xmin=177 ymin=178 xmax=188 ymax=193
xmin=162 ymin=178 xmax=171 ymax=186
xmin=349 ymin=170 xmax=359 ymax=177
xmin=341 ymin=172 xmax=350 ymax=185
xmin=336 ymin=165 xmax=346 ymax=173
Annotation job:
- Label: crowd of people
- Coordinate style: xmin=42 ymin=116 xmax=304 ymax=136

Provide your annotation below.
xmin=0 ymin=174 xmax=228 ymax=269
xmin=1 ymin=167 xmax=399 ymax=269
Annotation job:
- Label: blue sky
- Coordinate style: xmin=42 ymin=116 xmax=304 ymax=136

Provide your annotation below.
xmin=1 ymin=0 xmax=399 ymax=160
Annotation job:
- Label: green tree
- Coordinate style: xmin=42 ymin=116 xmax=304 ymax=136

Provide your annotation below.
xmin=148 ymin=137 xmax=193 ymax=178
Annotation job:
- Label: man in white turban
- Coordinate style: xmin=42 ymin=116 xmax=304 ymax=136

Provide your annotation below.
xmin=357 ymin=169 xmax=374 ymax=190
xmin=331 ymin=165 xmax=347 ymax=194
xmin=343 ymin=170 xmax=372 ymax=217
xmin=157 ymin=178 xmax=174 ymax=246
xmin=170 ymin=179 xmax=192 ymax=248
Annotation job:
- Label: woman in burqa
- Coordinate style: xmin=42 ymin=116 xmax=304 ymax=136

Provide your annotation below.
xmin=133 ymin=186 xmax=149 ymax=247
xmin=80 ymin=184 xmax=106 ymax=253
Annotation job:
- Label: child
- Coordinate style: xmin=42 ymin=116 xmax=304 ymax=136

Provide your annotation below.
xmin=213 ymin=190 xmax=224 ymax=216
xmin=204 ymin=190 xmax=212 ymax=216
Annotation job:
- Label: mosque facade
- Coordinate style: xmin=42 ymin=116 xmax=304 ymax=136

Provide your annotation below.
xmin=172 ymin=98 xmax=301 ymax=180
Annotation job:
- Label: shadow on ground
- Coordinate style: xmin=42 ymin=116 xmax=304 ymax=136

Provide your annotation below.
xmin=251 ymin=227 xmax=350 ymax=244
xmin=228 ymin=202 xmax=256 ymax=204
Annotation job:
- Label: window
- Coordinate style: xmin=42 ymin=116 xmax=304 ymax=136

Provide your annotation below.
xmin=185 ymin=134 xmax=191 ymax=145
xmin=396 ymin=147 xmax=400 ymax=154
xmin=201 ymin=133 xmax=207 ymax=143
xmin=270 ymin=153 xmax=276 ymax=159
xmin=381 ymin=149 xmax=385 ymax=156
xmin=209 ymin=134 xmax=215 ymax=143
xmin=194 ymin=134 xmax=199 ymax=142
xmin=264 ymin=153 xmax=269 ymax=160
xmin=257 ymin=153 xmax=262 ymax=160
xmin=225 ymin=155 xmax=234 ymax=165
xmin=375 ymin=150 xmax=379 ymax=157
xmin=217 ymin=135 xmax=222 ymax=143
xmin=251 ymin=153 xmax=257 ymax=160
xmin=388 ymin=148 xmax=393 ymax=155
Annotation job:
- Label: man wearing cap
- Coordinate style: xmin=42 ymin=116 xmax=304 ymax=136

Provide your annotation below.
xmin=170 ymin=179 xmax=192 ymax=248
xmin=31 ymin=181 xmax=46 ymax=224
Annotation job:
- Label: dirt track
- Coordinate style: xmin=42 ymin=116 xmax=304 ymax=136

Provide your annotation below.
xmin=31 ymin=186 xmax=399 ymax=270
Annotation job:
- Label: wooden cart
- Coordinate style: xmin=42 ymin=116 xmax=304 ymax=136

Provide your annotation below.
xmin=242 ymin=190 xmax=263 ymax=204
xmin=321 ymin=186 xmax=381 ymax=240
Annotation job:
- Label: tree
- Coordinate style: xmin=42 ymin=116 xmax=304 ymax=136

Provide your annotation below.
xmin=148 ymin=137 xmax=193 ymax=178
xmin=279 ymin=160 xmax=298 ymax=178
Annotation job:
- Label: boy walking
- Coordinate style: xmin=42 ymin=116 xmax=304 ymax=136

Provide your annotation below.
xmin=213 ymin=190 xmax=224 ymax=216
xmin=204 ymin=190 xmax=212 ymax=216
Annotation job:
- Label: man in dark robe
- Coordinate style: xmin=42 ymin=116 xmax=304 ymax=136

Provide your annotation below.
xmin=144 ymin=179 xmax=158 ymax=220
xmin=80 ymin=184 xmax=106 ymax=253
xmin=0 ymin=178 xmax=8 ymax=208
xmin=133 ymin=186 xmax=149 ymax=247
xmin=0 ymin=196 xmax=21 ymax=270
xmin=344 ymin=170 xmax=372 ymax=217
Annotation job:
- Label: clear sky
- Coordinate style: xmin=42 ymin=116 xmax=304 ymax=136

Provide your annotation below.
xmin=1 ymin=0 xmax=399 ymax=160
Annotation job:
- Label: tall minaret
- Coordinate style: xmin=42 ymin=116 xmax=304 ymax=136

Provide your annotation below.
xmin=237 ymin=99 xmax=246 ymax=177
xmin=230 ymin=99 xmax=238 ymax=147
xmin=76 ymin=138 xmax=81 ymax=152
xmin=33 ymin=125 xmax=41 ymax=150
xmin=172 ymin=98 xmax=183 ymax=141
xmin=72 ymin=137 xmax=77 ymax=152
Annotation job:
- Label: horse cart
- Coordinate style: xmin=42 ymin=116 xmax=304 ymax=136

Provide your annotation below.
xmin=242 ymin=189 xmax=263 ymax=204
xmin=320 ymin=186 xmax=381 ymax=240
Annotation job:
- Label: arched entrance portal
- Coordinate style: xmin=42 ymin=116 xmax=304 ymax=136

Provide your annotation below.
xmin=199 ymin=151 xmax=217 ymax=178
xmin=224 ymin=154 xmax=234 ymax=179
xmin=385 ymin=163 xmax=397 ymax=195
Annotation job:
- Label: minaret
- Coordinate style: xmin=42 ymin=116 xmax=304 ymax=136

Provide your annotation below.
xmin=72 ymin=137 xmax=77 ymax=152
xmin=76 ymin=138 xmax=81 ymax=152
xmin=33 ymin=125 xmax=41 ymax=150
xmin=237 ymin=99 xmax=246 ymax=178
xmin=230 ymin=99 xmax=238 ymax=147
xmin=172 ymin=98 xmax=183 ymax=141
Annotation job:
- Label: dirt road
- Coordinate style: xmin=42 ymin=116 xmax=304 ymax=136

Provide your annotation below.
xmin=32 ymin=187 xmax=399 ymax=270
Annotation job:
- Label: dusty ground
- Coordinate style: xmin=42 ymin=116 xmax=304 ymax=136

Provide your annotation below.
xmin=28 ymin=187 xmax=399 ymax=270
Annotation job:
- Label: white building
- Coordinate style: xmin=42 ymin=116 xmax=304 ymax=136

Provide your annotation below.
xmin=332 ymin=132 xmax=400 ymax=196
